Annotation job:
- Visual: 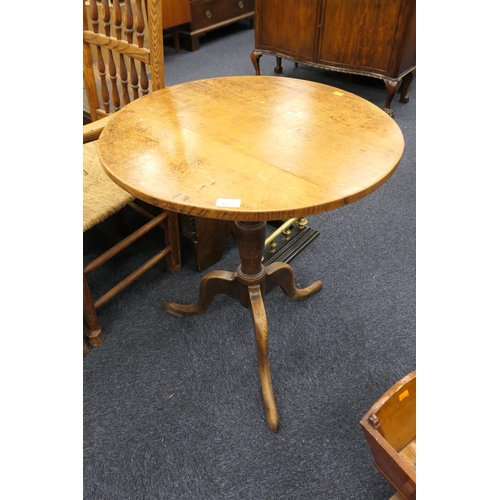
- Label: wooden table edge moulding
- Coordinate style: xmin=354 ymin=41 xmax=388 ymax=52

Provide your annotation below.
xmin=97 ymin=76 xmax=405 ymax=433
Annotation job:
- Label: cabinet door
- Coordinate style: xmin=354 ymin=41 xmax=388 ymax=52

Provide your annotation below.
xmin=256 ymin=0 xmax=321 ymax=62
xmin=318 ymin=0 xmax=409 ymax=77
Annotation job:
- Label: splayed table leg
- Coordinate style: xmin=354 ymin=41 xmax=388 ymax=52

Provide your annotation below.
xmin=163 ymin=220 xmax=323 ymax=432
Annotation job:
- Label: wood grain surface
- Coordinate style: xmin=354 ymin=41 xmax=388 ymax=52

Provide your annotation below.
xmin=98 ymin=76 xmax=404 ymax=221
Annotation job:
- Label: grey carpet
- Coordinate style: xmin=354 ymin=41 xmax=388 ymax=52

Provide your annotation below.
xmin=84 ymin=22 xmax=416 ymax=499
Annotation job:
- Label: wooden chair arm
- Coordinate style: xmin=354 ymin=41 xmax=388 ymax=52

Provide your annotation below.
xmin=83 ymin=115 xmax=111 ymax=143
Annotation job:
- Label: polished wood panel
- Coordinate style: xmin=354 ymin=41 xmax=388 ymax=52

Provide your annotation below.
xmin=98 ymin=76 xmax=404 ymax=221
xmin=257 ymin=0 xmax=319 ymax=62
xmin=319 ymin=0 xmax=411 ymax=74
xmin=162 ymin=0 xmax=191 ymax=28
xmin=179 ymin=215 xmax=234 ymax=271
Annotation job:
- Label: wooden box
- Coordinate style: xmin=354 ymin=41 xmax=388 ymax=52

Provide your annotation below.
xmin=360 ymin=371 xmax=416 ymax=500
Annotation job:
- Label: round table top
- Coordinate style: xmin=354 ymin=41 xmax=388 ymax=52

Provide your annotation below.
xmin=98 ymin=76 xmax=405 ymax=221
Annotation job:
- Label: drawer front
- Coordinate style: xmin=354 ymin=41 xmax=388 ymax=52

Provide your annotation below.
xmin=190 ymin=0 xmax=254 ymax=31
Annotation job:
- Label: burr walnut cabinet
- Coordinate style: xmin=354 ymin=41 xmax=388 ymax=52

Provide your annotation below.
xmin=251 ymin=0 xmax=416 ymax=116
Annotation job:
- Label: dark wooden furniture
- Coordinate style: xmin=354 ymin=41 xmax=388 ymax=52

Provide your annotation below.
xmin=360 ymin=371 xmax=416 ymax=500
xmin=251 ymin=0 xmax=416 ymax=117
xmin=179 ymin=215 xmax=234 ymax=271
xmin=178 ymin=0 xmax=255 ymax=51
xmin=162 ymin=0 xmax=191 ymax=27
xmin=97 ymin=76 xmax=404 ymax=432
xmin=162 ymin=0 xmax=192 ymax=52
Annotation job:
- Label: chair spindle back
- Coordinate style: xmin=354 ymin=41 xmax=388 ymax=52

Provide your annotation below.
xmin=83 ymin=0 xmax=165 ymax=121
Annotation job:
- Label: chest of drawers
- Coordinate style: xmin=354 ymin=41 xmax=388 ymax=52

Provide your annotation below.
xmin=178 ymin=0 xmax=255 ymax=51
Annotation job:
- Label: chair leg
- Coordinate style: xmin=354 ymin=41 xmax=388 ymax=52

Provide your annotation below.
xmin=164 ymin=211 xmax=182 ymax=274
xmin=112 ymin=208 xmax=129 ymax=235
xmin=83 ymin=273 xmax=104 ymax=347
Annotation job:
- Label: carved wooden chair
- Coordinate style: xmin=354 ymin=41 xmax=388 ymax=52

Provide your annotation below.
xmin=83 ymin=0 xmax=166 ymax=121
xmin=83 ymin=0 xmax=181 ymax=352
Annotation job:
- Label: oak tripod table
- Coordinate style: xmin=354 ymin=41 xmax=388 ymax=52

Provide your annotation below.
xmin=98 ymin=76 xmax=405 ymax=433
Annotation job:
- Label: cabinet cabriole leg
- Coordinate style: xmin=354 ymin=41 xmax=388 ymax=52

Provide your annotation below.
xmin=383 ymin=79 xmax=401 ymax=118
xmin=251 ymin=50 xmax=262 ymax=75
xmin=399 ymin=71 xmax=414 ymax=104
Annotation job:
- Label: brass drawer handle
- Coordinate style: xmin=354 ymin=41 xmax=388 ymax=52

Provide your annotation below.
xmin=238 ymin=1 xmax=244 ymax=8
xmin=205 ymin=10 xmax=212 ymax=18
